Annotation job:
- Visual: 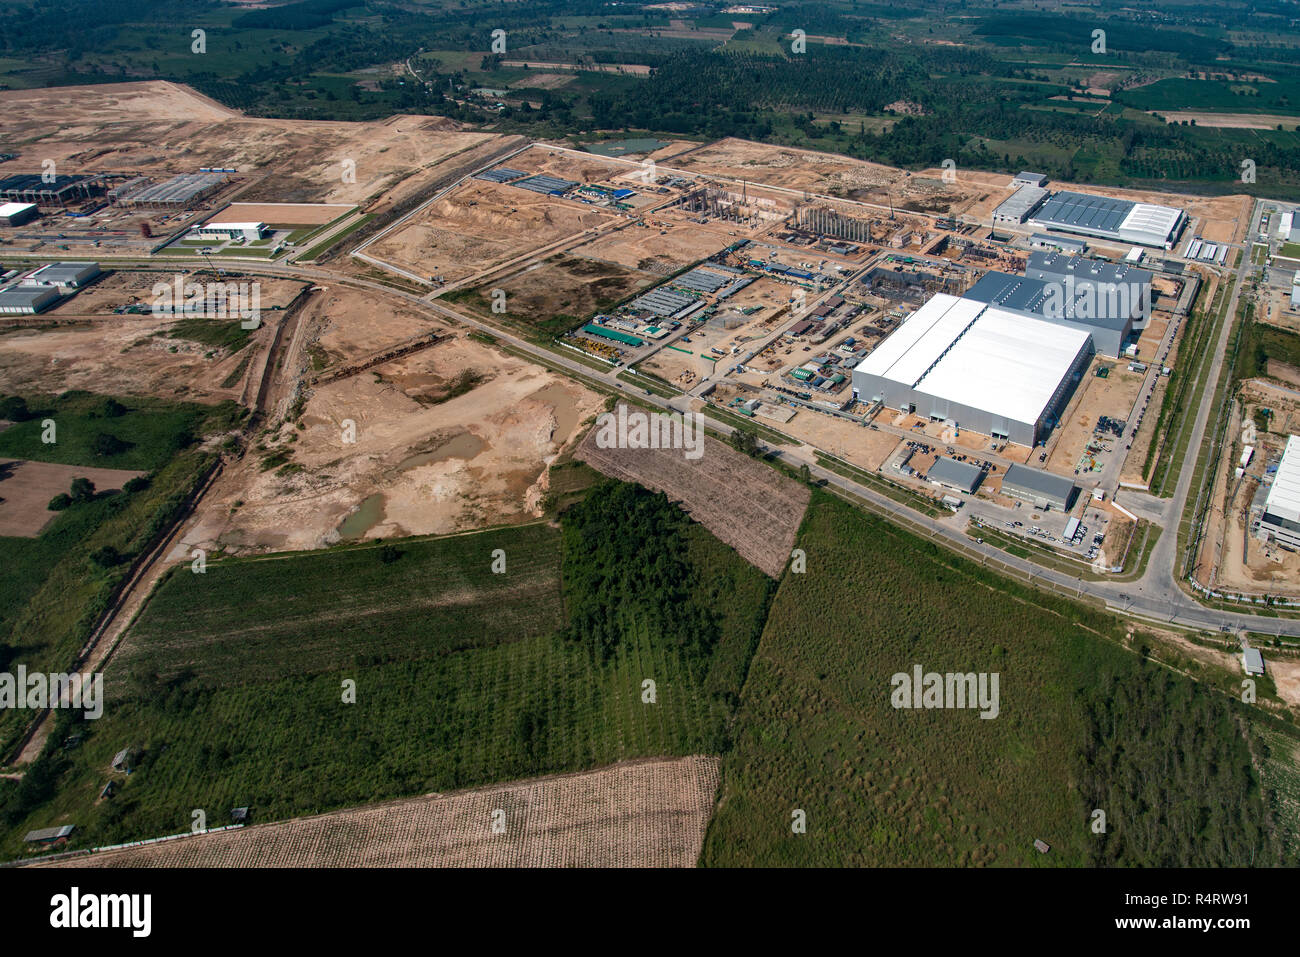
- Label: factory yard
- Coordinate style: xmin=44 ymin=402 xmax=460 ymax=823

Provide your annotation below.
xmin=1199 ymin=381 xmax=1300 ymax=597
xmin=1044 ymin=359 xmax=1146 ymax=479
xmin=36 ymin=755 xmax=720 ymax=868
xmin=0 ymin=459 xmax=145 ymax=537
xmin=576 ymin=408 xmax=810 ymax=577
xmin=178 ymin=334 xmax=602 ymax=555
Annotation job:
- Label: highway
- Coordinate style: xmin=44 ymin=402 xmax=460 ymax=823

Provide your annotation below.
xmin=16 ymin=189 xmax=1295 ymax=638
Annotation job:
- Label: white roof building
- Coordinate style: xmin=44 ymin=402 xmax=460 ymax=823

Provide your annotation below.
xmin=852 ymin=293 xmax=1094 ymax=446
xmin=1261 ymin=435 xmax=1300 ymax=549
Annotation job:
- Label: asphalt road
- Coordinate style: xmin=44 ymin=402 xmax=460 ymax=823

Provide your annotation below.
xmin=36 ymin=193 xmax=1297 ymax=637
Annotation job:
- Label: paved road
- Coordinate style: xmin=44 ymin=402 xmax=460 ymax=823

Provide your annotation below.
xmin=26 ymin=193 xmax=1296 ymax=636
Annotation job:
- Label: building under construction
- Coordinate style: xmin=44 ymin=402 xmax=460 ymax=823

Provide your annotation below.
xmin=793 ymin=205 xmax=875 ymax=244
xmin=861 ymin=265 xmax=963 ymax=304
xmin=675 ymin=183 xmax=786 ymax=224
xmin=0 ymin=173 xmax=105 ymax=207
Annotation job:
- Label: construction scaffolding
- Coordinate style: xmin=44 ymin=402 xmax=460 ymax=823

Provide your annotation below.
xmin=794 ymin=205 xmax=873 ymax=244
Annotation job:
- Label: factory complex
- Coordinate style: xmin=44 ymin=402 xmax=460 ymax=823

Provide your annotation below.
xmin=851 ymin=292 xmax=1093 ymax=447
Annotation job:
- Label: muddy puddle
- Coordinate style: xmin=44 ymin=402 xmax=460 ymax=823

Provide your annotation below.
xmin=336 ymin=492 xmax=387 ymax=540
xmin=397 ymin=430 xmax=487 ymax=470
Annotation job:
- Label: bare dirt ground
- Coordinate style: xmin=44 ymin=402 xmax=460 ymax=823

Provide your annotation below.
xmin=218 ymin=202 xmax=355 ymax=225
xmin=299 ymin=285 xmax=442 ymax=369
xmin=0 ymin=272 xmax=304 ymax=402
xmin=576 ymin=407 xmax=810 ymax=577
xmin=573 ymin=219 xmax=731 ymax=273
xmin=0 ymin=82 xmax=500 ymax=208
xmin=0 ymin=460 xmax=145 ymax=537
xmin=1045 ymin=360 xmax=1144 ymax=477
xmin=367 ymin=178 xmax=618 ymax=283
xmin=35 ymin=755 xmax=720 ymax=868
xmin=1151 ymin=111 xmax=1300 ymax=131
xmin=180 ymin=335 xmax=603 ymax=554
xmin=482 ymin=255 xmax=657 ymax=325
xmin=0 ymin=316 xmax=258 ymax=403
xmin=666 ymin=138 xmax=981 ymax=214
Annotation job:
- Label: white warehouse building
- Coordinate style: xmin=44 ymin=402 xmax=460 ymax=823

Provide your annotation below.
xmin=1260 ymin=434 xmax=1300 ymax=550
xmin=852 ymin=293 xmax=1093 ymax=447
xmin=188 ymin=221 xmax=268 ymax=242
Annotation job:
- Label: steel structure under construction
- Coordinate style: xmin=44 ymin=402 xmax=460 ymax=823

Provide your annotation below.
xmin=794 ymin=205 xmax=873 ymax=244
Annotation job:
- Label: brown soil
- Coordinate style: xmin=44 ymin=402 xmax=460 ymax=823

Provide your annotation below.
xmin=577 ymin=407 xmax=811 ymax=577
xmin=34 ymin=755 xmax=720 ymax=868
xmin=0 ymin=460 xmax=145 ymax=537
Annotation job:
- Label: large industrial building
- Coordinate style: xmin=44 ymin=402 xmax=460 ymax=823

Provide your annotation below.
xmin=115 ymin=172 xmax=227 ymax=209
xmin=1260 ymin=435 xmax=1300 ymax=550
xmin=0 ymin=285 xmax=59 ymax=315
xmin=1026 ymin=190 xmax=1185 ymax=249
xmin=0 ymin=173 xmax=103 ymax=207
xmin=0 ymin=202 xmax=37 ymax=227
xmin=21 ymin=261 xmax=101 ymax=289
xmin=963 ymin=252 xmax=1153 ymax=357
xmin=1001 ymin=464 xmax=1078 ymax=511
xmin=188 ymin=221 xmax=268 ymax=242
xmin=851 ymin=293 xmax=1093 ymax=446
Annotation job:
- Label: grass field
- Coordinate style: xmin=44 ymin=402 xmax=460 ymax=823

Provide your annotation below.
xmin=2 ymin=497 xmax=774 ymax=858
xmin=701 ymin=492 xmax=1290 ymax=867
xmin=0 ymin=394 xmax=245 ymax=756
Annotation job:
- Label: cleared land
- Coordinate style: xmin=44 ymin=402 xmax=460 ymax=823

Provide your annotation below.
xmin=38 ymin=756 xmax=719 ymax=868
xmin=0 ymin=82 xmax=500 ymax=209
xmin=576 ymin=408 xmax=810 ymax=577
xmin=367 ymin=178 xmax=618 ymax=284
xmin=0 ymin=459 xmax=145 ymax=537
xmin=180 ymin=334 xmax=603 ymax=554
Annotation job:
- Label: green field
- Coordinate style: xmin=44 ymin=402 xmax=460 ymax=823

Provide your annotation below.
xmin=1 ymin=483 xmax=774 ymax=856
xmin=701 ymin=492 xmax=1291 ymax=867
xmin=0 ymin=394 xmax=245 ymax=756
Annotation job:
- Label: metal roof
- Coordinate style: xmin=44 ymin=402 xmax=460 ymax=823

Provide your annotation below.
xmin=1028 ymin=191 xmax=1182 ymax=247
xmin=0 ymin=285 xmax=59 ymax=309
xmin=475 ymin=167 xmax=526 ymax=184
xmin=993 ymin=185 xmax=1048 ymax=221
xmin=1243 ymin=647 xmax=1265 ymax=674
xmin=964 ymin=267 xmax=1142 ymax=332
xmin=24 ymin=825 xmax=75 ymax=842
xmin=1002 ymin=463 xmax=1076 ymax=502
xmin=123 ymin=172 xmax=225 ymax=206
xmin=0 ymin=201 xmax=36 ymax=216
xmin=1265 ymin=434 xmax=1300 ymax=524
xmin=513 ymin=174 xmax=578 ymax=194
xmin=26 ymin=262 xmax=100 ymax=282
xmin=854 ymin=293 xmax=1092 ymax=427
xmin=927 ymin=456 xmax=983 ymax=492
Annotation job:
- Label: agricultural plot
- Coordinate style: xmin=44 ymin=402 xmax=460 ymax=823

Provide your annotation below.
xmin=114 ymin=523 xmax=566 ymax=689
xmin=576 ymin=411 xmax=810 ymax=577
xmin=0 ymin=460 xmax=145 ymax=538
xmin=39 ymin=756 xmax=719 ymax=868
xmin=3 ymin=509 xmax=772 ymax=858
xmin=702 ymin=492 xmax=1291 ymax=868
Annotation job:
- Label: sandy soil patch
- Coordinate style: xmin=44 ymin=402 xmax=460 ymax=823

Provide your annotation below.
xmin=0 ymin=81 xmax=500 ymax=208
xmin=0 ymin=315 xmax=266 ymax=403
xmin=180 ymin=336 xmax=603 ymax=554
xmin=0 ymin=460 xmax=145 ymax=537
xmin=218 ymin=202 xmax=355 ymax=225
xmin=35 ymin=755 xmax=720 ymax=868
xmin=573 ymin=219 xmax=731 ymax=273
xmin=367 ymin=178 xmax=618 ymax=283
